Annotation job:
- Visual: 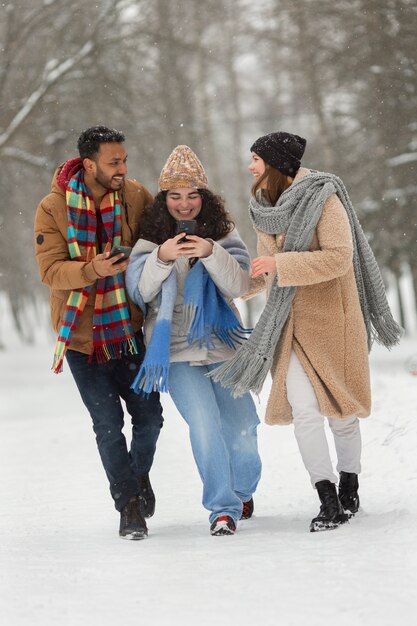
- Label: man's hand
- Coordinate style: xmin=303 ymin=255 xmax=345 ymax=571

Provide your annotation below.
xmin=92 ymin=252 xmax=130 ymax=277
xmin=251 ymin=255 xmax=276 ymax=278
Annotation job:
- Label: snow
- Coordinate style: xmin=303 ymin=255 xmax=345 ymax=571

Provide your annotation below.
xmin=1 ymin=331 xmax=417 ymax=626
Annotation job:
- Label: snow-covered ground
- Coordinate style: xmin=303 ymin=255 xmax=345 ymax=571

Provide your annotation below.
xmin=1 ymin=324 xmax=417 ymax=626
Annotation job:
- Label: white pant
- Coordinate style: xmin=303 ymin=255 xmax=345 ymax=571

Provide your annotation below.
xmin=286 ymin=351 xmax=361 ymax=487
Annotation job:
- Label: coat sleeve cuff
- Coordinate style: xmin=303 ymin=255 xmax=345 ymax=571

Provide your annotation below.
xmin=82 ymin=261 xmax=102 ymax=283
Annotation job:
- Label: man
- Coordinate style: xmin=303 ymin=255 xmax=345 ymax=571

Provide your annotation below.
xmin=35 ymin=126 xmax=163 ymax=540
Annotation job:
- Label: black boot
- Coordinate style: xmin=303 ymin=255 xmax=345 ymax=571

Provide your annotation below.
xmin=137 ymin=473 xmax=155 ymax=518
xmin=310 ymin=480 xmax=349 ymax=532
xmin=119 ymin=495 xmax=148 ymax=540
xmin=338 ymin=471 xmax=360 ymax=517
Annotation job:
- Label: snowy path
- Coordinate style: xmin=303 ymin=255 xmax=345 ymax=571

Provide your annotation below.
xmin=1 ymin=339 xmax=417 ymax=626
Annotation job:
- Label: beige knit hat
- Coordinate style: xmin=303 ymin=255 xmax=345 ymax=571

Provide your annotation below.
xmin=158 ymin=145 xmax=209 ymax=190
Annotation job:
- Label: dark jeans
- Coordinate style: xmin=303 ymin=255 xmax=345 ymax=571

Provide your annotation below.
xmin=66 ymin=332 xmax=163 ymax=511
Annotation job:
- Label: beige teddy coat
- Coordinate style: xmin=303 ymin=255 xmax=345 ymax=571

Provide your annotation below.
xmin=247 ymin=167 xmax=371 ymax=425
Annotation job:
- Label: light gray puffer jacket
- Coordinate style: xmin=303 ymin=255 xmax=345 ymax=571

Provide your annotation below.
xmin=137 ymin=230 xmax=250 ymax=365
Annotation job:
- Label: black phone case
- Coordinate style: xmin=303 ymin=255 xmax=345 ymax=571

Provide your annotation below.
xmin=175 ymin=220 xmax=197 ymax=236
xmin=109 ymin=245 xmax=132 ymax=264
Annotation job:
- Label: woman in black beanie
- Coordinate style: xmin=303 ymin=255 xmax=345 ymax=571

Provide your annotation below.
xmin=211 ymin=131 xmax=401 ymax=532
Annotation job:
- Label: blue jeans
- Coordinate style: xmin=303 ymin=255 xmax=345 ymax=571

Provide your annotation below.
xmin=169 ymin=362 xmax=262 ymax=524
xmin=66 ymin=332 xmax=163 ymax=511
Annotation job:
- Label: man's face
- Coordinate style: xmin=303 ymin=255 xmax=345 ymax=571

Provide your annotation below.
xmin=86 ymin=142 xmax=128 ymax=192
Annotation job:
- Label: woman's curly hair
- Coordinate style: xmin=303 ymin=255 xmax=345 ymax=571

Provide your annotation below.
xmin=138 ymin=189 xmax=235 ymax=245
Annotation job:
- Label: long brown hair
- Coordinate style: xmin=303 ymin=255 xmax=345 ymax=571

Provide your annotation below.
xmin=251 ymin=164 xmax=293 ymax=205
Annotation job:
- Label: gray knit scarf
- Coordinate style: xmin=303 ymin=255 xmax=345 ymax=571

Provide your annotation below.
xmin=210 ymin=170 xmax=402 ymax=397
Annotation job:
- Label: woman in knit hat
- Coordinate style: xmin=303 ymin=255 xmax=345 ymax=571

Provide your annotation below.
xmin=126 ymin=145 xmax=262 ymax=536
xmin=211 ymin=131 xmax=401 ymax=532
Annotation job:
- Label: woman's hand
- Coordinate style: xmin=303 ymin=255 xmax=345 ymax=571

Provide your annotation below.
xmin=251 ymin=255 xmax=276 ymax=278
xmin=158 ymin=233 xmax=213 ymax=262
xmin=179 ymin=235 xmax=213 ymax=259
xmin=158 ymin=233 xmax=195 ymax=262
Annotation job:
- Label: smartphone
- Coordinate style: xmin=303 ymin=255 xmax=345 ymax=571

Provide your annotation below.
xmin=109 ymin=245 xmax=132 ymax=264
xmin=175 ymin=219 xmax=197 ymax=241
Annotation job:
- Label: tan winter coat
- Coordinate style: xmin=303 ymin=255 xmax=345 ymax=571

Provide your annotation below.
xmin=247 ymin=167 xmax=371 ymax=425
xmin=34 ymin=165 xmax=152 ymax=354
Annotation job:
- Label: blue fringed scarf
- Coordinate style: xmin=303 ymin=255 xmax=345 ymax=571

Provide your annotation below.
xmin=125 ymin=236 xmax=251 ymax=395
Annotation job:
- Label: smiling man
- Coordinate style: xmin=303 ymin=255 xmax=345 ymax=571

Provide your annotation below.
xmin=34 ymin=126 xmax=163 ymax=540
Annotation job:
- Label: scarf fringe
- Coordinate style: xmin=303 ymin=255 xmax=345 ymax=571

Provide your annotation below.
xmin=371 ymin=312 xmax=403 ymax=349
xmin=184 ymin=305 xmax=251 ymax=350
xmin=131 ymin=317 xmax=172 ymax=395
xmin=209 ymin=347 xmax=273 ymax=397
xmin=213 ymin=326 xmax=252 ymax=349
xmin=92 ymin=337 xmax=138 ymax=364
xmin=131 ymin=363 xmax=170 ymax=396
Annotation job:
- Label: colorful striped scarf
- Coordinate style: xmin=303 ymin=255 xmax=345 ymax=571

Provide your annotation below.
xmin=125 ymin=234 xmax=251 ymax=395
xmin=53 ymin=162 xmax=137 ymax=373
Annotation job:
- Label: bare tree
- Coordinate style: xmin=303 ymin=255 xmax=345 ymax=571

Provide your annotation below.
xmin=1 ymin=0 xmax=416 ymax=339
xmin=0 ymin=0 xmax=131 ymax=337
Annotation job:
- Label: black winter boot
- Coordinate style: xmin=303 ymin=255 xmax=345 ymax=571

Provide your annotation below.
xmin=137 ymin=473 xmax=155 ymax=518
xmin=338 ymin=471 xmax=360 ymax=517
xmin=119 ymin=495 xmax=148 ymax=540
xmin=310 ymin=480 xmax=349 ymax=532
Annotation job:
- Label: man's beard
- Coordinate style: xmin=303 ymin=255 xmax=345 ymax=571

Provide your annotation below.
xmin=95 ymin=167 xmax=124 ymax=191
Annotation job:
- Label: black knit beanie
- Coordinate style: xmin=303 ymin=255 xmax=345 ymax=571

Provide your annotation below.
xmin=250 ymin=131 xmax=307 ymax=177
